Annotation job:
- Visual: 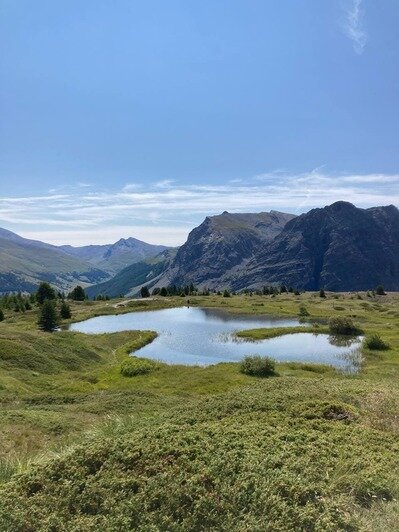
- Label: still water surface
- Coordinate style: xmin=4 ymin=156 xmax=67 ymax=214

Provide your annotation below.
xmin=69 ymin=306 xmax=362 ymax=371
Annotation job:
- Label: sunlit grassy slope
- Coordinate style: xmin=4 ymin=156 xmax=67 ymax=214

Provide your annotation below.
xmin=0 ymin=292 xmax=398 ymax=530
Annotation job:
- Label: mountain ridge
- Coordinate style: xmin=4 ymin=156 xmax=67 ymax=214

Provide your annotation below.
xmin=0 ymin=228 xmax=172 ymax=293
xmin=60 ymin=237 xmax=170 ymax=275
xmin=231 ymin=201 xmax=399 ymax=291
xmin=156 ymin=210 xmax=296 ymax=289
xmin=2 ymin=201 xmax=399 ymax=294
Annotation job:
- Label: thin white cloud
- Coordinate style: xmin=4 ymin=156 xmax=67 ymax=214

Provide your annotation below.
xmin=342 ymin=0 xmax=367 ymax=54
xmin=154 ymin=179 xmax=175 ymax=189
xmin=122 ymin=183 xmax=142 ymax=192
xmin=0 ymin=171 xmax=397 ymax=246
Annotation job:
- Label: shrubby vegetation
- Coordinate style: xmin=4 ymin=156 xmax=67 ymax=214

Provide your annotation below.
xmin=0 ymin=290 xmax=398 ymax=529
xmin=329 ymin=316 xmax=362 ymax=335
xmin=94 ymin=294 xmax=111 ymax=301
xmin=152 ymin=283 xmax=199 ymax=297
xmin=120 ymin=357 xmax=158 ymax=377
xmin=0 ymin=292 xmax=34 ymax=312
xmin=298 ymin=304 xmax=310 ymax=317
xmin=0 ymin=282 xmax=75 ymax=331
xmin=0 ymin=381 xmax=398 ymax=531
xmin=364 ymin=333 xmax=390 ymax=351
xmin=240 ymin=355 xmax=276 ymax=377
xmin=151 ymin=283 xmax=303 ymax=299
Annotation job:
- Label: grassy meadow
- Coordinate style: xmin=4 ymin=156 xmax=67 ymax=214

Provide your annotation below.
xmin=0 ymin=291 xmax=398 ymax=530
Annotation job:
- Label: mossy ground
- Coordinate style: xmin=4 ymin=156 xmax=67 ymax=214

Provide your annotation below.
xmin=0 ymin=291 xmax=398 ymax=530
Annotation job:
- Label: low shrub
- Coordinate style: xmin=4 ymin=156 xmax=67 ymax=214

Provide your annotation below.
xmin=120 ymin=357 xmax=157 ymax=377
xmin=328 ymin=317 xmax=362 ymax=335
xmin=375 ymin=285 xmax=386 ymax=296
xmin=298 ymin=304 xmax=310 ymax=317
xmin=240 ymin=355 xmax=276 ymax=377
xmin=364 ymin=334 xmax=390 ymax=351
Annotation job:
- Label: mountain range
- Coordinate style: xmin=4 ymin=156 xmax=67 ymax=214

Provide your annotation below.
xmin=0 ymin=229 xmax=171 ymax=293
xmin=60 ymin=238 xmax=169 ymax=275
xmin=157 ymin=201 xmax=399 ymax=292
xmin=1 ymin=201 xmax=398 ymax=294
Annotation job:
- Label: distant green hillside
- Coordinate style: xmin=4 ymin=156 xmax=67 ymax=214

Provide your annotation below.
xmin=86 ymin=258 xmax=168 ymax=298
xmin=0 ymin=232 xmax=109 ymax=293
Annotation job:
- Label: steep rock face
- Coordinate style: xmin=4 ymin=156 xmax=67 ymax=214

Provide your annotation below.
xmin=234 ymin=202 xmax=399 ymax=291
xmin=166 ymin=211 xmax=295 ymax=287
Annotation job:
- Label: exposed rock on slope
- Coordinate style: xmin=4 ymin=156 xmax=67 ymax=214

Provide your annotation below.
xmin=234 ymin=202 xmax=399 ymax=291
xmin=161 ymin=211 xmax=295 ymax=288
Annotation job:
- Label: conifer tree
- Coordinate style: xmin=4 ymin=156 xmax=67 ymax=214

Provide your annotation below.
xmin=38 ymin=300 xmax=59 ymax=332
xmin=36 ymin=282 xmax=56 ymax=305
xmin=60 ymin=301 xmax=72 ymax=319
xmin=140 ymin=286 xmax=150 ymax=298
xmin=68 ymin=285 xmax=86 ymax=301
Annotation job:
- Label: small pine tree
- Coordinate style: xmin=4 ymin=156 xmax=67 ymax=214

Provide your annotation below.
xmin=160 ymin=287 xmax=168 ymax=297
xmin=319 ymin=288 xmax=326 ymax=298
xmin=0 ymin=308 xmax=4 ymax=322
xmin=36 ymin=282 xmax=56 ymax=305
xmin=140 ymin=286 xmax=150 ymax=298
xmin=38 ymin=300 xmax=59 ymax=332
xmin=223 ymin=289 xmax=231 ymax=298
xmin=375 ymin=285 xmax=386 ymax=296
xmin=68 ymin=286 xmax=86 ymax=301
xmin=60 ymin=301 xmax=72 ymax=319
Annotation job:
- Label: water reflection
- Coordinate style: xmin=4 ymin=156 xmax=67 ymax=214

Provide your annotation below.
xmin=68 ymin=307 xmax=363 ymax=372
xmin=328 ymin=335 xmax=360 ymax=348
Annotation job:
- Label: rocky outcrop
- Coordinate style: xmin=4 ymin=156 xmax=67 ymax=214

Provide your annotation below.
xmin=163 ymin=210 xmax=295 ymax=288
xmin=233 ymin=202 xmax=399 ymax=291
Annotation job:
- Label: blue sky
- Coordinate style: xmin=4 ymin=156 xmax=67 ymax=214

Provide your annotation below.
xmin=1 ymin=0 xmax=398 ymax=245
